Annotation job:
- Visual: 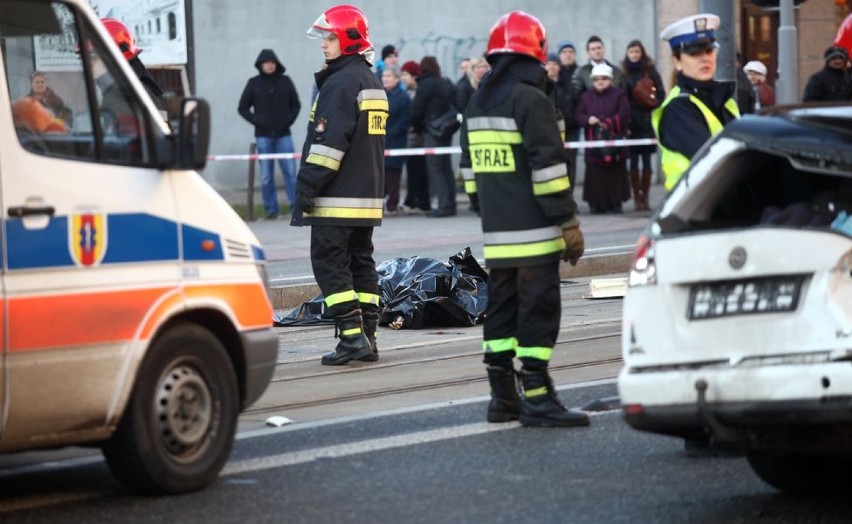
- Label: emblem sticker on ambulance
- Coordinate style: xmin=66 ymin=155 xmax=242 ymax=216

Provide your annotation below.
xmin=70 ymin=213 xmax=107 ymax=267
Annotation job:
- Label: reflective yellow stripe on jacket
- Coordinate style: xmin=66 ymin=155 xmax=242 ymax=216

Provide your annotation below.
xmin=305 ymin=197 xmax=384 ymax=219
xmin=467 ymin=117 xmax=521 ymax=174
xmin=467 ymin=116 xmax=570 ymax=195
xmin=652 ymin=85 xmax=740 ymax=191
xmin=482 ymin=225 xmax=565 ymax=262
xmin=306 ymin=144 xmax=345 ymax=171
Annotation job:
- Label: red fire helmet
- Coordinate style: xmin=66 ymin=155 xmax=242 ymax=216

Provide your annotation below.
xmin=307 ymin=5 xmax=372 ymax=56
xmin=836 ymin=13 xmax=852 ymax=57
xmin=101 ymin=18 xmax=141 ymax=60
xmin=486 ymin=10 xmax=548 ymax=64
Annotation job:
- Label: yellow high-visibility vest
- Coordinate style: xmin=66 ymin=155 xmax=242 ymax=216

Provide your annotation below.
xmin=651 ymin=85 xmax=740 ymax=190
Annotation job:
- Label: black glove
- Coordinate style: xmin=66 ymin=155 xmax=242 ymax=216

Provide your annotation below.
xmin=298 ymin=193 xmax=315 ymax=214
xmin=560 ymin=217 xmax=584 ymax=266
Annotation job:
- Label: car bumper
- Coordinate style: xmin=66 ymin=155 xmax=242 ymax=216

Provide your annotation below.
xmin=241 ymin=328 xmax=278 ymax=409
xmin=619 ymin=362 xmax=852 ymax=437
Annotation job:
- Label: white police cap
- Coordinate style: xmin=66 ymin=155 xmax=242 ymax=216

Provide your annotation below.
xmin=660 ymin=13 xmax=721 ymax=52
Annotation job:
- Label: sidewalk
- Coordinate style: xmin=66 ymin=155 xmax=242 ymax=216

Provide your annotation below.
xmin=225 ymin=184 xmax=668 ymax=310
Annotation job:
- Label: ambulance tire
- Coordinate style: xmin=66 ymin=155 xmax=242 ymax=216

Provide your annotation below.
xmin=102 ymin=323 xmax=239 ymax=495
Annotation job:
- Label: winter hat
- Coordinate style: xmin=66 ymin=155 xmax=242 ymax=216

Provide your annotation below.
xmin=381 ymin=45 xmax=398 ymax=60
xmin=824 ymin=45 xmax=849 ymax=62
xmin=400 ymin=60 xmax=420 ymax=76
xmin=590 ymin=63 xmax=613 ymax=78
xmin=743 ymin=60 xmax=767 ymax=76
xmin=557 ymin=40 xmax=575 ymax=53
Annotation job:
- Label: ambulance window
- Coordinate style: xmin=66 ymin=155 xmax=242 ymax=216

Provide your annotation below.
xmin=1 ymin=0 xmax=155 ymax=167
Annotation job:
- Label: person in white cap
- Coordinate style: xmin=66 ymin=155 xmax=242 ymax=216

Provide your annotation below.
xmin=651 ymin=13 xmax=740 ymax=191
xmin=574 ymin=62 xmax=631 ymax=214
xmin=743 ymin=60 xmax=775 ymax=110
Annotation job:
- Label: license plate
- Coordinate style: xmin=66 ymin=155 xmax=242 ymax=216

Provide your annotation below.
xmin=688 ymin=276 xmax=804 ymax=320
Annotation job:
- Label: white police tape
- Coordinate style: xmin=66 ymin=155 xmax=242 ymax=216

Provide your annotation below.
xmin=206 ymin=138 xmax=659 ymax=162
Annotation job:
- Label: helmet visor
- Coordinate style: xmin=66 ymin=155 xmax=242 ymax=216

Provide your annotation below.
xmin=307 ymin=13 xmax=333 ymax=39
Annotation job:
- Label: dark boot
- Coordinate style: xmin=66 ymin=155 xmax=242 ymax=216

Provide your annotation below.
xmin=629 ymin=168 xmax=644 ymax=211
xmin=519 ymin=367 xmax=590 ymax=427
xmin=641 ymin=169 xmax=653 ymax=211
xmin=486 ymin=365 xmax=522 ymax=423
xmin=357 ymin=307 xmax=380 ymax=362
xmin=321 ymin=309 xmax=373 ymax=366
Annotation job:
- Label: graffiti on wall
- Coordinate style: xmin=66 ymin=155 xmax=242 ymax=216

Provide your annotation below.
xmin=393 ymin=32 xmax=488 ymax=78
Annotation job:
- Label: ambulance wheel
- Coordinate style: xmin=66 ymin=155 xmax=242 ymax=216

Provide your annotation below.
xmin=746 ymin=449 xmax=852 ymax=494
xmin=102 ymin=323 xmax=239 ymax=494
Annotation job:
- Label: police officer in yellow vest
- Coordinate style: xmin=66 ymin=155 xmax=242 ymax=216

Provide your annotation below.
xmin=652 ymin=14 xmax=739 ymax=191
xmin=460 ymin=11 xmax=588 ymax=428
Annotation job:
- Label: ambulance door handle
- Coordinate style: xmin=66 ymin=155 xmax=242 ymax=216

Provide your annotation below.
xmin=8 ymin=205 xmax=56 ymax=218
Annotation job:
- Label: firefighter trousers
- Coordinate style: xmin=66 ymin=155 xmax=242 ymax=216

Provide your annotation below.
xmin=483 ymin=262 xmax=560 ymax=363
xmin=310 ymin=225 xmax=380 ymax=315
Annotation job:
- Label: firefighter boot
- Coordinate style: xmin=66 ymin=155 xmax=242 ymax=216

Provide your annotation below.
xmin=630 ymin=168 xmax=644 ymax=211
xmin=641 ymin=169 xmax=653 ymax=211
xmin=321 ymin=309 xmax=373 ymax=366
xmin=357 ymin=306 xmax=380 ymax=362
xmin=518 ymin=366 xmax=590 ymax=427
xmin=486 ymin=365 xmax=522 ymax=423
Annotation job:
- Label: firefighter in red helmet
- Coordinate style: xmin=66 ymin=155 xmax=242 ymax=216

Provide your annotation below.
xmin=292 ymin=5 xmax=387 ymax=365
xmin=459 ymin=11 xmax=589 ymax=427
xmin=100 ymin=17 xmax=168 ymax=121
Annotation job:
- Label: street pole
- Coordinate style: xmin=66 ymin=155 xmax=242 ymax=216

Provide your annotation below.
xmin=701 ymin=0 xmax=735 ymax=82
xmin=777 ymin=0 xmax=799 ymax=104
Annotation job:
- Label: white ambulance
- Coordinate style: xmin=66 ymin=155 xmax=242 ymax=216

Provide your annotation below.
xmin=0 ymin=0 xmax=277 ymax=494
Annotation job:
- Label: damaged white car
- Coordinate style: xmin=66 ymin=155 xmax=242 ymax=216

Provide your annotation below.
xmin=619 ymin=105 xmax=852 ymax=494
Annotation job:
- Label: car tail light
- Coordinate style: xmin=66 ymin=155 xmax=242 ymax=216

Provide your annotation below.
xmin=628 ymin=234 xmax=657 ymax=287
xmin=623 ymin=404 xmax=644 ymax=416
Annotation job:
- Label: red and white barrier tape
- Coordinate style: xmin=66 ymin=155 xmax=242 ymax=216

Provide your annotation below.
xmin=206 ymin=138 xmax=658 ymax=162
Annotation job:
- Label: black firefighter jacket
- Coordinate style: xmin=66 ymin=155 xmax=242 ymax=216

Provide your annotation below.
xmin=292 ymin=53 xmax=388 ymax=227
xmin=238 ymin=49 xmax=301 ymax=138
xmin=460 ymin=58 xmax=578 ymax=269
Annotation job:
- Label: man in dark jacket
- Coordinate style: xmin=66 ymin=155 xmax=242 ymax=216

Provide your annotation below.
xmin=381 ymin=66 xmax=412 ymax=215
xmin=238 ymin=49 xmax=301 ymax=219
xmin=293 ymin=5 xmax=387 ymax=366
xmin=460 ymin=11 xmax=588 ymax=428
xmin=572 ymin=35 xmax=624 ymax=95
xmin=546 ymin=52 xmax=580 ymax=188
xmin=803 ymin=46 xmax=852 ymax=102
xmin=411 ymin=56 xmax=457 ymax=217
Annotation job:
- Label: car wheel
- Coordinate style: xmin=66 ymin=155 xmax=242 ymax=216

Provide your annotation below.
xmin=746 ymin=449 xmax=852 ymax=494
xmin=102 ymin=323 xmax=238 ymax=495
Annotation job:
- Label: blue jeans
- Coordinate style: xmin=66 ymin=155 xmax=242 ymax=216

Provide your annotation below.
xmin=256 ymin=135 xmax=296 ymax=215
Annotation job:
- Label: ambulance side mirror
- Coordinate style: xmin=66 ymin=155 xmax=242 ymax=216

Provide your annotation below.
xmin=175 ymin=97 xmax=211 ymax=170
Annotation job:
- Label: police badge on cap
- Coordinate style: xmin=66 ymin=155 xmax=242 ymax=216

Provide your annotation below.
xmin=660 ymin=13 xmax=721 ymax=54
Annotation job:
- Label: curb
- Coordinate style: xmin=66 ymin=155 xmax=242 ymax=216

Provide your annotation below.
xmin=269 ymin=252 xmax=632 ymax=311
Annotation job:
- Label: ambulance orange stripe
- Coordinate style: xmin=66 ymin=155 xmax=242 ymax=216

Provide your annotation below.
xmin=9 ymin=283 xmax=272 ymax=353
xmin=8 ymin=287 xmax=173 ymax=352
xmin=136 ymin=283 xmax=272 ymax=339
xmin=184 ymin=283 xmax=273 ymax=327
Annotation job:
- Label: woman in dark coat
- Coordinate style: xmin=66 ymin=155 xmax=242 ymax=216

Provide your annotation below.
xmin=411 ymin=56 xmax=457 ymax=217
xmin=575 ymin=63 xmax=631 ymax=214
xmin=621 ymin=40 xmax=664 ymax=210
xmin=381 ymin=67 xmax=411 ymax=215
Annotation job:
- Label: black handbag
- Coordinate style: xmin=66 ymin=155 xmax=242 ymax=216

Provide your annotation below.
xmin=588 ymin=123 xmax=623 ymax=165
xmin=427 ymin=107 xmax=460 ymax=141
